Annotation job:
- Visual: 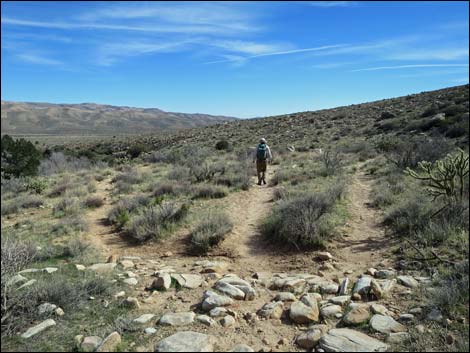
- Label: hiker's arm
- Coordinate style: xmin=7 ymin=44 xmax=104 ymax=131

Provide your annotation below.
xmin=267 ymin=146 xmax=273 ymax=162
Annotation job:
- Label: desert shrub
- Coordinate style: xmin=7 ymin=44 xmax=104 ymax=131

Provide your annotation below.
xmin=319 ymin=150 xmax=343 ymax=176
xmin=192 ymin=185 xmax=228 ymax=199
xmin=1 ymin=236 xmax=37 ymax=335
xmin=61 ymin=238 xmax=99 ymax=264
xmin=406 ymin=150 xmax=469 ymax=205
xmin=1 ymin=135 xmax=42 ymax=179
xmin=370 ymin=185 xmax=395 ymax=208
xmin=269 ymin=168 xmax=297 ymax=186
xmin=2 ymin=270 xmax=114 ymax=336
xmin=127 ymin=143 xmax=149 ymax=159
xmin=167 ymin=166 xmax=191 ymax=181
xmin=383 ymin=194 xmax=432 ymax=235
xmin=215 ymin=171 xmax=251 ymax=190
xmin=125 ymin=202 xmax=188 ymax=243
xmin=87 ymin=181 xmax=97 ymax=193
xmin=215 ymin=140 xmax=231 ymax=151
xmin=114 ymin=179 xmax=134 ymax=194
xmin=190 ymin=212 xmax=233 ymax=254
xmin=107 ymin=194 xmax=152 ymax=228
xmin=446 ymin=122 xmax=468 ymax=138
xmin=189 ymin=161 xmax=225 ymax=183
xmin=380 ymin=111 xmax=396 ymax=120
xmin=25 ymin=178 xmax=48 ymax=194
xmin=432 ymin=260 xmax=469 ymax=317
xmin=1 ymin=195 xmax=44 ymax=215
xmin=112 ymin=167 xmax=142 ymax=185
xmin=375 ymin=135 xmax=453 ymax=169
xmin=262 ymin=183 xmax=346 ymax=249
xmin=83 ymin=195 xmax=104 ymax=208
xmin=39 ymin=152 xmax=96 ymax=176
xmin=152 ymin=181 xmax=180 ymax=197
xmin=442 ymin=104 xmax=467 ymax=117
xmin=51 ymin=216 xmax=88 ymax=235
xmin=53 ymin=197 xmax=80 ymax=217
xmin=1 ymin=177 xmax=28 ymax=195
xmin=421 ymin=105 xmax=439 ymax=117
xmin=48 ymin=177 xmax=75 ymax=197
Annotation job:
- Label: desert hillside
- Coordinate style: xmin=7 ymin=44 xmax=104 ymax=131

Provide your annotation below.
xmin=1 ymin=85 xmax=469 ymax=352
xmin=0 ymin=101 xmax=237 ymax=135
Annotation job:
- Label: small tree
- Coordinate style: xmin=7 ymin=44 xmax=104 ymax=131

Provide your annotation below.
xmin=406 ymin=149 xmax=469 ymax=204
xmin=1 ymin=135 xmax=42 ymax=178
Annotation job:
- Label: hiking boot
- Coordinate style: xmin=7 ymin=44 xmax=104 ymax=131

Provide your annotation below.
xmin=262 ymin=179 xmax=266 ymax=185
xmin=257 ymin=181 xmax=262 ymax=186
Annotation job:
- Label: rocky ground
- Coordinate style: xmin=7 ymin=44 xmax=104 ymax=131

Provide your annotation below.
xmin=14 ymin=253 xmax=444 ymax=352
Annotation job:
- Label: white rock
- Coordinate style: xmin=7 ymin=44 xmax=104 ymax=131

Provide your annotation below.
xmin=155 ymin=331 xmax=215 ymax=352
xmin=370 ymin=315 xmax=407 ymax=334
xmin=319 ymin=328 xmax=388 ymax=352
xmin=21 ymin=319 xmax=56 ymax=338
xmin=133 ymin=314 xmax=155 ymax=324
xmin=159 ymin=312 xmax=196 ymax=326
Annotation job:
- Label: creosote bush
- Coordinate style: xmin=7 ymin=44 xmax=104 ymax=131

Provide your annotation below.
xmin=192 ymin=185 xmax=228 ymax=199
xmin=190 ymin=212 xmax=233 ymax=254
xmin=262 ymin=183 xmax=346 ymax=250
xmin=125 ymin=202 xmax=188 ymax=243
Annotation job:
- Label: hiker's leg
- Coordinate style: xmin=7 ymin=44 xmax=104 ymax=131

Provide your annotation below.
xmin=256 ymin=162 xmax=262 ymax=185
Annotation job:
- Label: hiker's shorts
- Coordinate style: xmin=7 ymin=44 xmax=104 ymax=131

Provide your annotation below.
xmin=256 ymin=160 xmax=267 ymax=173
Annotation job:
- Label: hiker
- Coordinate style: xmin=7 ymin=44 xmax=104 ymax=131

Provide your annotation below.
xmin=253 ymin=138 xmax=273 ymax=185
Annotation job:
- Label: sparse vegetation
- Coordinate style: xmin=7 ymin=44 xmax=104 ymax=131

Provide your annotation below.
xmin=262 ymin=182 xmax=346 ymax=249
xmin=190 ymin=212 xmax=233 ymax=254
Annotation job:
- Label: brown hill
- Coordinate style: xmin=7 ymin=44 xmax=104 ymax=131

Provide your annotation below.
xmin=0 ymin=101 xmax=237 ymax=135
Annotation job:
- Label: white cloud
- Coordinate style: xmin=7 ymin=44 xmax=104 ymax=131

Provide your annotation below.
xmin=206 ymin=44 xmax=349 ymax=64
xmin=351 ymin=63 xmax=469 ymax=72
xmin=16 ymin=53 xmax=63 ymax=66
xmin=306 ymin=1 xmax=357 ymax=7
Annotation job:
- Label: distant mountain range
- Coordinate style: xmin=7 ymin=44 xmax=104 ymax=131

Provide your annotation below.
xmin=0 ymin=101 xmax=237 ymax=135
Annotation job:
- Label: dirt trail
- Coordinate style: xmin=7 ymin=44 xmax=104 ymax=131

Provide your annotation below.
xmin=331 ymin=164 xmax=393 ymax=277
xmin=85 ymin=162 xmax=393 ymax=277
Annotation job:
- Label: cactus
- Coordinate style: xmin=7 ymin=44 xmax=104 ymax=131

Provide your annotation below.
xmin=406 ymin=149 xmax=469 ymax=203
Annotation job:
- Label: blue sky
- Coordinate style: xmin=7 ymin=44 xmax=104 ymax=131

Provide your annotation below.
xmin=1 ymin=1 xmax=469 ymax=118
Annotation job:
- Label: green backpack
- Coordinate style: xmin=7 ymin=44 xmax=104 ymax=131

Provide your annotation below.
xmin=257 ymin=143 xmax=267 ymax=161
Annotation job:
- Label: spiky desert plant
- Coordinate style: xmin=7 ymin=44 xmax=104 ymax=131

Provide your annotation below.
xmin=406 ymin=149 xmax=469 ymax=204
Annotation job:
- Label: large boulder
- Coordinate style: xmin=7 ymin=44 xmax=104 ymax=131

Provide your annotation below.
xmin=319 ymin=328 xmax=388 ymax=352
xmin=155 ymin=331 xmax=215 ymax=352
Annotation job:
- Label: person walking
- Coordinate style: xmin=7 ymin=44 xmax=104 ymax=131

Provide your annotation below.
xmin=253 ymin=138 xmax=273 ymax=185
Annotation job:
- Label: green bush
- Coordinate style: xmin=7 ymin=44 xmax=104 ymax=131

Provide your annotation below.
xmin=190 ymin=212 xmax=233 ymax=254
xmin=107 ymin=194 xmax=152 ymax=228
xmin=262 ymin=183 xmax=346 ymax=250
xmin=192 ymin=185 xmax=228 ymax=199
xmin=1 ymin=195 xmax=44 ymax=215
xmin=25 ymin=178 xmax=48 ymax=194
xmin=1 ymin=135 xmax=42 ymax=178
xmin=83 ymin=195 xmax=104 ymax=208
xmin=215 ymin=140 xmax=231 ymax=151
xmin=125 ymin=202 xmax=188 ymax=243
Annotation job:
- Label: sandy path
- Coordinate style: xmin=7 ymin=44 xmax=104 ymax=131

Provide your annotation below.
xmin=85 ymin=162 xmax=394 ymax=278
xmin=330 ymin=165 xmax=394 ymax=277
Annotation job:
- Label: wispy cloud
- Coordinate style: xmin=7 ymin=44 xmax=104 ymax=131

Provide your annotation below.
xmin=388 ymin=48 xmax=469 ymax=61
xmin=1 ymin=17 xmax=256 ymax=35
xmin=306 ymin=1 xmax=357 ymax=7
xmin=351 ymin=63 xmax=469 ymax=72
xmin=205 ymin=44 xmax=348 ymax=64
xmin=16 ymin=53 xmax=63 ymax=66
xmin=97 ymin=40 xmax=194 ymax=66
